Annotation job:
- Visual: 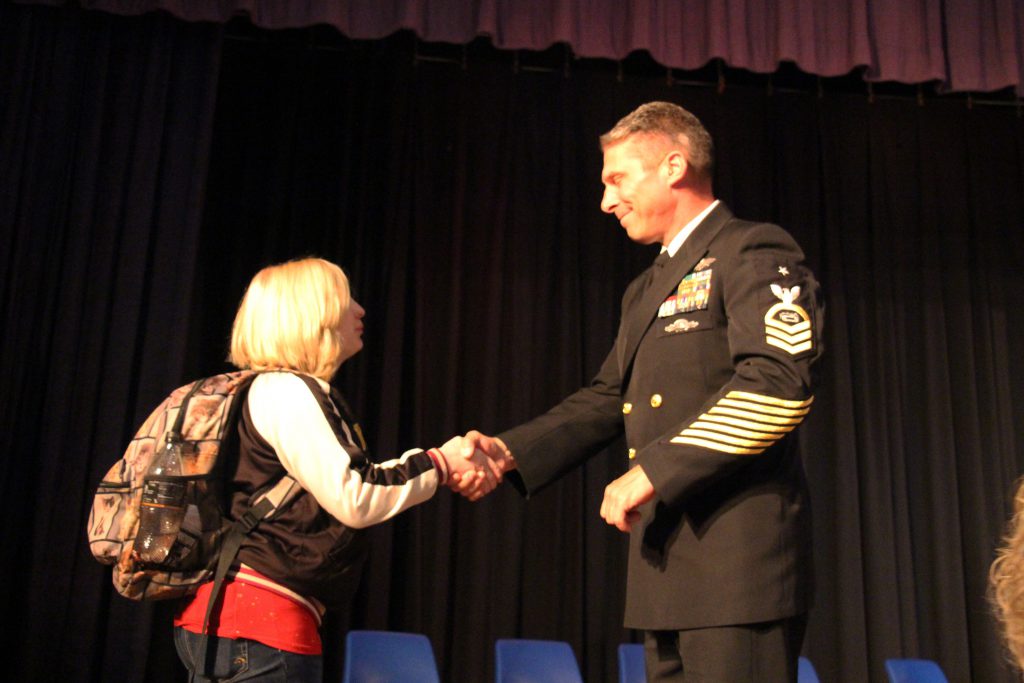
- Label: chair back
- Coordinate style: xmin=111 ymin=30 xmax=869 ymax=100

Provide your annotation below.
xmin=798 ymin=656 xmax=821 ymax=683
xmin=495 ymin=638 xmax=583 ymax=683
xmin=884 ymin=658 xmax=949 ymax=683
xmin=617 ymin=643 xmax=646 ymax=683
xmin=343 ymin=630 xmax=440 ymax=683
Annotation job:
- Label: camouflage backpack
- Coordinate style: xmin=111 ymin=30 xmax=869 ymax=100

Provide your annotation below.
xmin=88 ymin=370 xmax=302 ymax=601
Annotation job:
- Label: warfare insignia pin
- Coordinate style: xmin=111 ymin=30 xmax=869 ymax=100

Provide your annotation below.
xmin=695 ymin=257 xmax=716 ymax=271
xmin=665 ymin=318 xmax=700 ymax=334
xmin=764 ymin=284 xmax=812 ymax=355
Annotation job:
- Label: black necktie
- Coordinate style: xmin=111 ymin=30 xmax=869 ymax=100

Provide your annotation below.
xmin=640 ymin=250 xmax=671 ymax=298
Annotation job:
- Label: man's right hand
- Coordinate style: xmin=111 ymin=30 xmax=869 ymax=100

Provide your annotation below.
xmin=450 ymin=430 xmax=516 ymax=499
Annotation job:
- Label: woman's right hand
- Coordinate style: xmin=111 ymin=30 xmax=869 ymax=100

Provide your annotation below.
xmin=435 ymin=436 xmax=502 ymax=501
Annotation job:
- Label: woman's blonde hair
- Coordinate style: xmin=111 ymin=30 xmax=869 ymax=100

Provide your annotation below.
xmin=229 ymin=257 xmax=351 ymax=381
xmin=991 ymin=478 xmax=1024 ymax=671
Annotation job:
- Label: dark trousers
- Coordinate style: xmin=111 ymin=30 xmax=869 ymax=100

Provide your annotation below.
xmin=643 ymin=614 xmax=807 ymax=683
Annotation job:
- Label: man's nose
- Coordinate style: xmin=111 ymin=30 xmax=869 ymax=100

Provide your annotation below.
xmin=600 ymin=187 xmax=618 ymax=214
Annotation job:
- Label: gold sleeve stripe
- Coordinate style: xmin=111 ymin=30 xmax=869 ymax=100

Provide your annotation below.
xmin=717 ymin=398 xmax=811 ymax=417
xmin=766 ymin=318 xmax=811 ymax=334
xmin=671 ymin=391 xmax=813 ymax=455
xmin=697 ymin=413 xmax=795 ymax=433
xmin=688 ymin=421 xmax=782 ymax=444
xmin=766 ymin=327 xmax=812 ymax=344
xmin=669 ymin=436 xmax=764 ymax=455
xmin=766 ymin=337 xmax=813 ymax=354
xmin=708 ymin=406 xmax=804 ymax=425
xmin=725 ymin=391 xmax=814 ymax=409
xmin=689 ymin=420 xmax=788 ymax=441
xmin=678 ymin=429 xmax=774 ymax=449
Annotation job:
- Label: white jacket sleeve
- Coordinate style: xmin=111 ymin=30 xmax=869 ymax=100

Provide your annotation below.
xmin=246 ymin=372 xmax=440 ymax=528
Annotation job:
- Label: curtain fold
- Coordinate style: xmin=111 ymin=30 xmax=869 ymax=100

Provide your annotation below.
xmin=18 ymin=0 xmax=1024 ymax=93
xmin=944 ymin=0 xmax=1024 ymax=92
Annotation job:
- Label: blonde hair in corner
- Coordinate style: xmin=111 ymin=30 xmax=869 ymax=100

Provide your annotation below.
xmin=229 ymin=257 xmax=351 ymax=381
xmin=991 ymin=477 xmax=1024 ymax=672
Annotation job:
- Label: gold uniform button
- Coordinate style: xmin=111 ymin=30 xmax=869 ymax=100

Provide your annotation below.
xmin=622 ymin=402 xmax=633 ymax=415
xmin=628 ymin=448 xmax=637 ymax=460
xmin=650 ymin=393 xmax=663 ymax=408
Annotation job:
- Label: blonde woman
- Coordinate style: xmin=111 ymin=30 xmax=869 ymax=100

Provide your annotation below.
xmin=173 ymin=257 xmax=493 ymax=681
xmin=992 ymin=479 xmax=1024 ymax=674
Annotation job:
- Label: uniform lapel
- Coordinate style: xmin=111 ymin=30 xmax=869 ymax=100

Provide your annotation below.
xmin=617 ymin=203 xmax=734 ymax=379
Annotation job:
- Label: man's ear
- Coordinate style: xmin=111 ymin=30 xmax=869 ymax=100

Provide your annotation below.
xmin=662 ymin=149 xmax=689 ymax=185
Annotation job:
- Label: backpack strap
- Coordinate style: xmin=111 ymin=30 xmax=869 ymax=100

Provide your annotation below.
xmin=195 ymin=474 xmax=303 ymax=679
xmin=170 ymin=377 xmax=208 ymax=439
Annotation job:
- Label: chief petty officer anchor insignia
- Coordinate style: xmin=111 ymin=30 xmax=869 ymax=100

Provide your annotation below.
xmin=765 ymin=280 xmax=813 ymax=355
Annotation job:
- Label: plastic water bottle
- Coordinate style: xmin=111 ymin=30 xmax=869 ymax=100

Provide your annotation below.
xmin=135 ymin=432 xmax=188 ymax=565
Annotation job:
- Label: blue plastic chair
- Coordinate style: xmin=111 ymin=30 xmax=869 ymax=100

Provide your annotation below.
xmin=343 ymin=630 xmax=440 ymax=683
xmin=495 ymin=638 xmax=583 ymax=683
xmin=884 ymin=658 xmax=949 ymax=683
xmin=798 ymin=656 xmax=821 ymax=683
xmin=618 ymin=643 xmax=646 ymax=683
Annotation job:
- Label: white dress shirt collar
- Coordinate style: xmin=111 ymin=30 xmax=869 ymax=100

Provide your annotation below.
xmin=661 ymin=199 xmax=720 ymax=257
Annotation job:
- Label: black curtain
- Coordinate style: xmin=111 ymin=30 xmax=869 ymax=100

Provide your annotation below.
xmin=0 ymin=3 xmax=224 ymax=682
xmin=4 ymin=4 xmax=1024 ymax=682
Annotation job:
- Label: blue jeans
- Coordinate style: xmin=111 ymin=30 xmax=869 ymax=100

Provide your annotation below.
xmin=174 ymin=626 xmax=323 ymax=682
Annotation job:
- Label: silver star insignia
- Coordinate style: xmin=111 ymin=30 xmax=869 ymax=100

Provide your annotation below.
xmin=778 ymin=266 xmax=790 ymax=276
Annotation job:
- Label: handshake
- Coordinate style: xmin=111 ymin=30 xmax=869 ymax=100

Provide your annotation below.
xmin=430 ymin=430 xmax=657 ymax=533
xmin=431 ymin=431 xmax=515 ymax=502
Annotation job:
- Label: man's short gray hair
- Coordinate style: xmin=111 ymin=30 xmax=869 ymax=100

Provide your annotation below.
xmin=600 ymin=101 xmax=714 ymax=181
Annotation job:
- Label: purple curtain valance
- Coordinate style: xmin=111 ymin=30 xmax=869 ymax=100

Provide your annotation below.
xmin=31 ymin=0 xmax=1024 ymax=94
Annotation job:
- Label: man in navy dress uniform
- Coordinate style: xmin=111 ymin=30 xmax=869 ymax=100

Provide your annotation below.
xmin=464 ymin=101 xmax=823 ymax=682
